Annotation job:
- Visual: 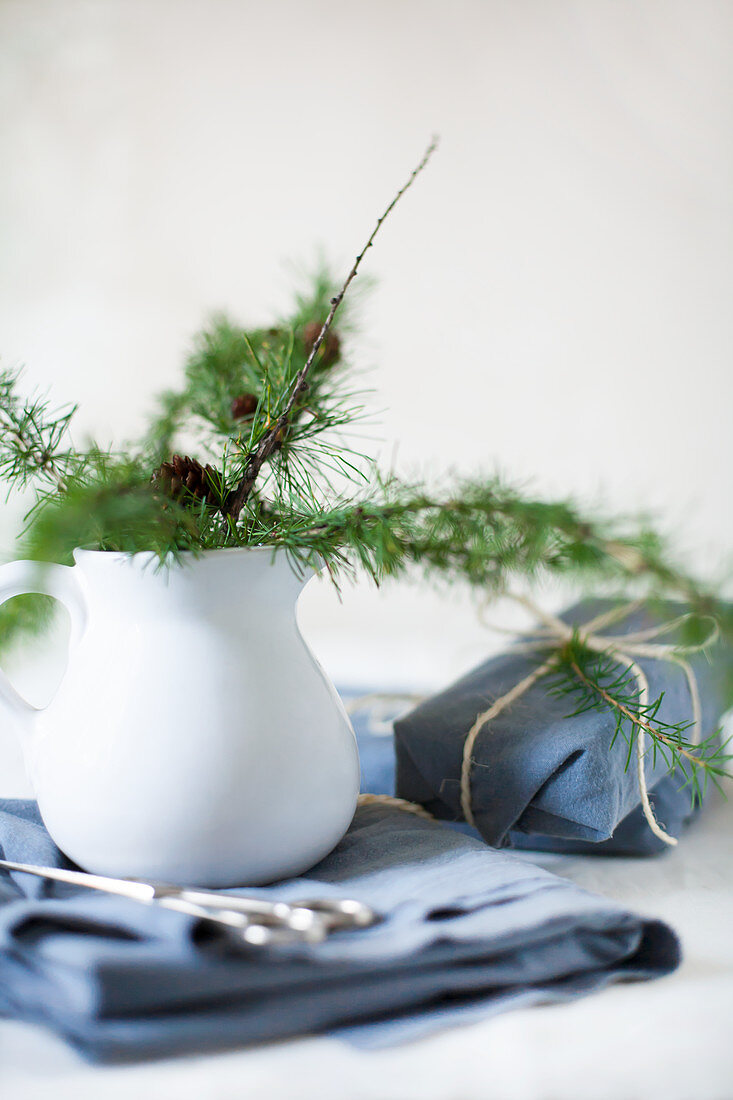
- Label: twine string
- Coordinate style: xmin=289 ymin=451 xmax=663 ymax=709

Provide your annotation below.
xmin=458 ymin=653 xmax=561 ymax=829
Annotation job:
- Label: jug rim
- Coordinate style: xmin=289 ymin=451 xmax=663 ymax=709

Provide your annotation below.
xmin=72 ymin=545 xmax=295 ymax=564
xmin=69 ymin=546 xmax=320 ymax=586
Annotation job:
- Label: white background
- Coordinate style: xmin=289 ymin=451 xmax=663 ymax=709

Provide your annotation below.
xmin=0 ymin=3 xmax=732 ymax=1098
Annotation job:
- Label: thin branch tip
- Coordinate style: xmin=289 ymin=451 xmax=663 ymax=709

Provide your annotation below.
xmin=224 ymin=138 xmax=438 ymax=523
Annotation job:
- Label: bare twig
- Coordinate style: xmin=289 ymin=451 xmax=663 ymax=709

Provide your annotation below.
xmin=224 ymin=136 xmax=439 ymax=523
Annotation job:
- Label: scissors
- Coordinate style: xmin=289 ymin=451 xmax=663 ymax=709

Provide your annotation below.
xmin=0 ymin=858 xmax=379 ymax=947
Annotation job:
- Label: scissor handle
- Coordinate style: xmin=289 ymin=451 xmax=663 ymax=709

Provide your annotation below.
xmin=156 ymin=895 xmax=327 ymax=945
xmin=294 ymin=897 xmax=379 ymax=931
xmin=157 ymin=884 xmax=377 ymax=934
xmin=176 ymin=889 xmax=326 ymax=938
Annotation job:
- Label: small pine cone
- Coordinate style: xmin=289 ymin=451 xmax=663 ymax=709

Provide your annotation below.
xmin=303 ymin=320 xmax=341 ymax=368
xmin=152 ymin=455 xmax=220 ymax=503
xmin=231 ymin=392 xmax=258 ymax=420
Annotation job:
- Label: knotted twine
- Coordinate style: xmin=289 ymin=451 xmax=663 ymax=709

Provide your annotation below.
xmin=354 ymin=598 xmax=718 ymax=846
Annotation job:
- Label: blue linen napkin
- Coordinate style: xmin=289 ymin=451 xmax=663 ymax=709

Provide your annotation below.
xmin=0 ymin=796 xmax=679 ymax=1061
xmin=391 ymin=600 xmax=731 ymax=856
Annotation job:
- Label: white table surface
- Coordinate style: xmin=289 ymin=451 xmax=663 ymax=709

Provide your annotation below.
xmin=0 ymin=660 xmax=731 ymax=1100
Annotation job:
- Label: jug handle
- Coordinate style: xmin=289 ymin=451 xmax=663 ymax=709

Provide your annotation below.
xmin=0 ymin=560 xmax=87 ymax=723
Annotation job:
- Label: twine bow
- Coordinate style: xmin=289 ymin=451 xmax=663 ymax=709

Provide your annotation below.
xmin=462 ymin=596 xmax=719 ymax=846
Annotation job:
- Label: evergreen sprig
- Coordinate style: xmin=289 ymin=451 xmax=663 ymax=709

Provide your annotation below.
xmin=144 ymin=292 xmax=370 ymax=506
xmin=549 ymin=638 xmax=732 ymax=806
xmin=0 ymin=366 xmax=80 ymax=493
xmin=0 ymin=138 xmax=730 ymax=823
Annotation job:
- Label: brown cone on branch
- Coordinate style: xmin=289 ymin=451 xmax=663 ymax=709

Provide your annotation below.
xmin=302 ymin=320 xmax=341 ymax=368
xmin=231 ymin=392 xmax=258 ymax=420
xmin=152 ymin=455 xmax=220 ymax=504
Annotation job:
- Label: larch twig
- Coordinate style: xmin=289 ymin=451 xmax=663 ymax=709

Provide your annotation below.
xmin=223 ymin=136 xmax=439 ymax=523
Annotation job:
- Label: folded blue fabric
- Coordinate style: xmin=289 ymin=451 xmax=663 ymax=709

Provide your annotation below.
xmin=391 ymin=600 xmax=731 ymax=855
xmin=0 ymin=796 xmax=679 ymax=1061
xmin=356 ymin=698 xmax=707 ymax=855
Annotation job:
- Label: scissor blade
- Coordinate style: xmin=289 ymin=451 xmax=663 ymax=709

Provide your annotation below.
xmin=0 ymin=858 xmax=155 ymax=902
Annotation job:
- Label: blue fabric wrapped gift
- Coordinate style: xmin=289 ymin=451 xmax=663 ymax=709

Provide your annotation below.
xmin=392 ymin=600 xmax=731 ymax=855
xmin=0 ymin=796 xmax=679 ymax=1061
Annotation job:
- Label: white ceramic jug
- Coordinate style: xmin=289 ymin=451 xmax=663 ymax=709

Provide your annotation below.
xmin=0 ymin=548 xmax=360 ymax=886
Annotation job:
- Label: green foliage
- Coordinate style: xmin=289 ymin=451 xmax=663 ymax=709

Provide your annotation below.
xmin=236 ymin=476 xmax=704 ymax=597
xmin=549 ymin=637 xmax=732 ymax=806
xmin=143 ymin=273 xmax=369 ymax=509
xmin=0 ymin=275 xmax=726 ymax=618
xmin=0 ymin=267 xmax=730 ymax=818
xmin=23 ymin=464 xmax=201 ymax=563
xmin=0 ymin=366 xmax=81 ymax=492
